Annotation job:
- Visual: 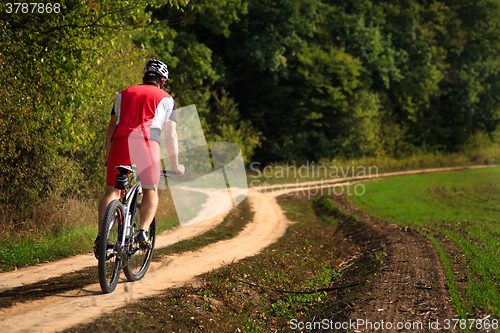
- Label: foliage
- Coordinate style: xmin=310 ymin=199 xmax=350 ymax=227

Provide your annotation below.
xmin=139 ymin=0 xmax=261 ymax=163
xmin=333 ymin=0 xmax=500 ymax=156
xmin=4 ymin=0 xmax=500 ymax=234
xmin=158 ymin=0 xmax=500 ymax=162
xmin=0 ymin=1 xmax=168 ymax=225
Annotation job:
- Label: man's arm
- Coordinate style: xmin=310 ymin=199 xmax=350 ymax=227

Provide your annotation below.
xmin=105 ymin=115 xmax=118 ymax=162
xmin=164 ymin=120 xmax=185 ymax=175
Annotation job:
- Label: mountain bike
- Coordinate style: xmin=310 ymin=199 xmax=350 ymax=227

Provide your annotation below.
xmin=98 ymin=165 xmax=180 ymax=294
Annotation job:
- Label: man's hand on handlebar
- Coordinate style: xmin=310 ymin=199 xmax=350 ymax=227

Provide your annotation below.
xmin=173 ymin=164 xmax=185 ymax=176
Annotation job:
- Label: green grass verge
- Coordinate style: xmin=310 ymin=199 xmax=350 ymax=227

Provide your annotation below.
xmin=0 ymin=226 xmax=96 ymax=271
xmin=167 ymin=187 xmax=208 ymax=224
xmin=247 ymin=149 xmax=500 ymax=186
xmin=0 ymin=201 xmax=179 ymax=273
xmin=350 ymin=166 xmax=500 ymax=317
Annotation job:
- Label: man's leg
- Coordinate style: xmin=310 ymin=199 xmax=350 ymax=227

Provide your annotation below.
xmin=98 ymin=185 xmax=121 ymax=233
xmin=139 ymin=188 xmax=158 ymax=230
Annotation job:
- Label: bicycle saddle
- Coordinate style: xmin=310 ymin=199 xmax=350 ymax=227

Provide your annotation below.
xmin=115 ymin=165 xmax=133 ymax=174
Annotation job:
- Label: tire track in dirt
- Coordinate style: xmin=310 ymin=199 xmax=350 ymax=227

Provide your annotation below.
xmin=330 ymin=195 xmax=458 ymax=333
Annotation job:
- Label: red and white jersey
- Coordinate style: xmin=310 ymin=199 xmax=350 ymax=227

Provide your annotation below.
xmin=112 ymin=82 xmax=176 ymax=143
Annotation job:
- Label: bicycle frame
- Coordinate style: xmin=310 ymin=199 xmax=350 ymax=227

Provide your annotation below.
xmin=112 ymin=166 xmax=178 ymax=256
xmin=99 ymin=165 xmax=180 ymax=293
xmin=119 ymin=181 xmax=141 ymax=251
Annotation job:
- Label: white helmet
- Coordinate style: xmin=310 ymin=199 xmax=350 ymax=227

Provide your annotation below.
xmin=143 ymin=59 xmax=169 ymax=79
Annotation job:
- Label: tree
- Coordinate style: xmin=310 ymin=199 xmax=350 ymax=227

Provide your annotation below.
xmin=0 ymin=0 xmax=186 ymax=223
xmin=139 ymin=0 xmax=261 ymax=162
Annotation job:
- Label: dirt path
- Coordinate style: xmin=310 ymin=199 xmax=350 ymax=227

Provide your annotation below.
xmin=0 ymin=189 xmax=290 ymax=333
xmin=0 ymin=210 xmax=230 ymax=292
xmin=1 ymin=165 xmax=493 ymax=332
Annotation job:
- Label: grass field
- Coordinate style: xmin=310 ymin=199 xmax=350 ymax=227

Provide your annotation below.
xmin=246 ymin=151 xmax=497 ymax=186
xmin=350 ymin=166 xmax=500 ymax=317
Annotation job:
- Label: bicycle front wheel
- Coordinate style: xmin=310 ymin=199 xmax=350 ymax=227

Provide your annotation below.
xmin=98 ymin=199 xmax=124 ymax=293
xmin=124 ymin=208 xmax=156 ymax=282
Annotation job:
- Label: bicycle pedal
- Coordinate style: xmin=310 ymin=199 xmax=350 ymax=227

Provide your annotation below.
xmin=136 ymin=230 xmax=152 ymax=249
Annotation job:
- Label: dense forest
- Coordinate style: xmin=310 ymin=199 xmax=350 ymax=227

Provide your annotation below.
xmin=1 ymin=0 xmax=500 ymax=221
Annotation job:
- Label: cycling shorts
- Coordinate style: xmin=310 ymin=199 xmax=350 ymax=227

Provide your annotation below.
xmin=106 ymin=136 xmax=161 ymax=189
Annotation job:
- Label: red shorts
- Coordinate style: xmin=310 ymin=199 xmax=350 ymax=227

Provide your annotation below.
xmin=106 ymin=136 xmax=161 ymax=189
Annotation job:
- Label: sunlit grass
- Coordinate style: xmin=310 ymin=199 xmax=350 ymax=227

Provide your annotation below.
xmin=247 ymin=149 xmax=500 ymax=186
xmin=350 ymin=167 xmax=500 ymax=317
xmin=0 ymin=226 xmax=96 ymax=271
xmin=0 ymin=189 xmax=180 ymax=272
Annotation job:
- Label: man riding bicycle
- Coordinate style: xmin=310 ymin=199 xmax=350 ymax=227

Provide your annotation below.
xmin=95 ymin=59 xmax=185 ymax=255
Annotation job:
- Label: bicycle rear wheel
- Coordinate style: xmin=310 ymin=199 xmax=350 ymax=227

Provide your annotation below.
xmin=98 ymin=199 xmax=124 ymax=293
xmin=124 ymin=207 xmax=156 ymax=282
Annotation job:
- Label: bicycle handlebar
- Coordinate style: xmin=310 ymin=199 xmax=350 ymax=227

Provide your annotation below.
xmin=106 ymin=164 xmax=185 ymax=179
xmin=163 ymin=170 xmax=180 ymax=176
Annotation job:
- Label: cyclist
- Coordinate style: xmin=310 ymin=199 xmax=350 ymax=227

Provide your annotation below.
xmin=95 ymin=59 xmax=185 ymax=255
